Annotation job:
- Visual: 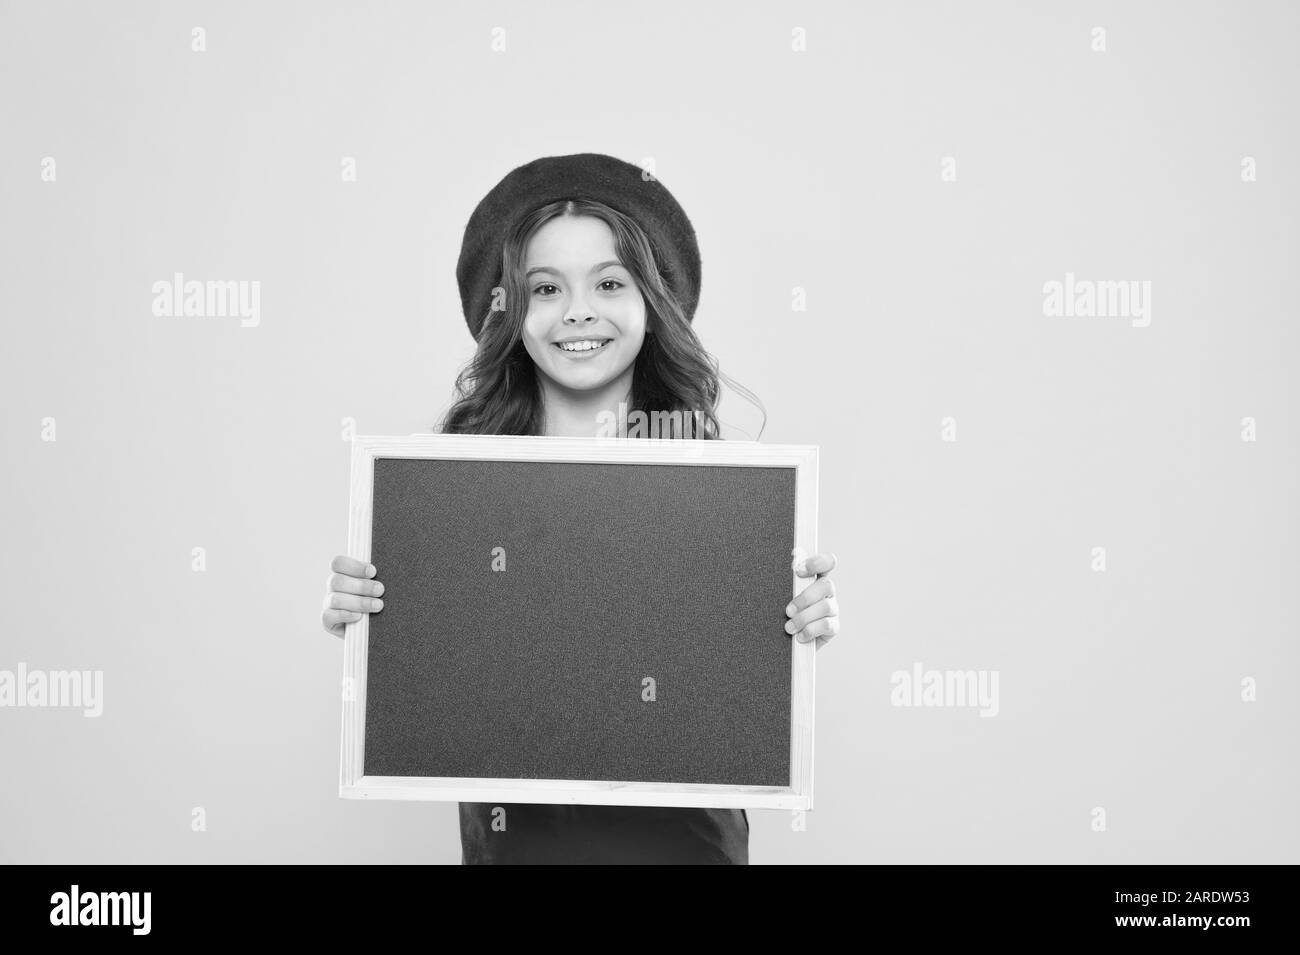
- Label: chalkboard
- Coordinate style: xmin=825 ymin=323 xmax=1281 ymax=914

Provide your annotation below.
xmin=340 ymin=434 xmax=818 ymax=810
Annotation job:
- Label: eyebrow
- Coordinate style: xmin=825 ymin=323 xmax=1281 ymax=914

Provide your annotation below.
xmin=525 ymin=260 xmax=625 ymax=279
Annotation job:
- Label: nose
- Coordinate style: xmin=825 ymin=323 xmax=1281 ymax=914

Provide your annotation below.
xmin=563 ymin=307 xmax=596 ymax=325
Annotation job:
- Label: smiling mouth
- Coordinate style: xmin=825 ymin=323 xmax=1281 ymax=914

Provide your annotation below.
xmin=553 ymin=339 xmax=611 ymax=353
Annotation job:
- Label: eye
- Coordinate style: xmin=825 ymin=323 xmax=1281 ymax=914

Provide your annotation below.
xmin=532 ymin=283 xmax=559 ymax=296
xmin=598 ymin=279 xmax=624 ymax=291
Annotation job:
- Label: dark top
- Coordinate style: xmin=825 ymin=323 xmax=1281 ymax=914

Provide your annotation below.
xmin=459 ymin=802 xmax=749 ymax=864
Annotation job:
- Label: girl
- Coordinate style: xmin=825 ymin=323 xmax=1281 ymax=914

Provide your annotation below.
xmin=321 ymin=153 xmax=840 ymax=864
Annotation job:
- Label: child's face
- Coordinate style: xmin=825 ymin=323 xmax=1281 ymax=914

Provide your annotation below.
xmin=521 ymin=214 xmax=647 ymax=396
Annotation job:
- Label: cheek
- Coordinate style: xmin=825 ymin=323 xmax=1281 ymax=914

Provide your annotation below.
xmin=521 ymin=310 xmax=551 ymax=357
xmin=618 ymin=297 xmax=648 ymax=341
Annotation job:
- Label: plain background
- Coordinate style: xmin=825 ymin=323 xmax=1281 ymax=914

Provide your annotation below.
xmin=1 ymin=0 xmax=1295 ymax=864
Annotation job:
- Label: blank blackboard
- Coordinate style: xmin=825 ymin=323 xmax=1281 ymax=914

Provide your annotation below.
xmin=340 ymin=435 xmax=818 ymax=810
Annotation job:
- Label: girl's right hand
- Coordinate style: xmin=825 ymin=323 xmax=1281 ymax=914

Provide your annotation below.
xmin=322 ymin=555 xmax=385 ymax=639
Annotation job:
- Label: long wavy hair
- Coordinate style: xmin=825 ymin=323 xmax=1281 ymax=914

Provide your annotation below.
xmin=439 ymin=198 xmax=763 ymax=439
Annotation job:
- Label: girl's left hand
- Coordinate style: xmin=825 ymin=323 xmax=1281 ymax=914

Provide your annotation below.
xmin=785 ymin=552 xmax=839 ymax=649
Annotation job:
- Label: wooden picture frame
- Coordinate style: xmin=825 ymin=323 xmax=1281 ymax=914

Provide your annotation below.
xmin=339 ymin=433 xmax=819 ymax=810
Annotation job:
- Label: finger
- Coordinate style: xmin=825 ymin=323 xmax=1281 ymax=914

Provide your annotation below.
xmin=795 ymin=551 xmax=836 ymax=579
xmin=785 ymin=597 xmax=838 ymax=635
xmin=328 ymin=572 xmax=385 ymax=598
xmin=786 ymin=577 xmax=835 ymax=616
xmin=331 ymin=555 xmax=376 ymax=579
xmin=322 ymin=608 xmax=363 ymax=637
xmin=796 ymin=616 xmax=839 ymax=645
xmin=327 ymin=592 xmax=384 ymax=614
xmin=323 ymin=608 xmax=363 ymax=624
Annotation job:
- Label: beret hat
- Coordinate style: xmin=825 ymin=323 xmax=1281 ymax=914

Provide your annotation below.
xmin=456 ymin=153 xmax=701 ymax=341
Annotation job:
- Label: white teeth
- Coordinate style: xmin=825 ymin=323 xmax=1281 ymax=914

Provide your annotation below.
xmin=558 ymin=340 xmax=607 ymax=352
